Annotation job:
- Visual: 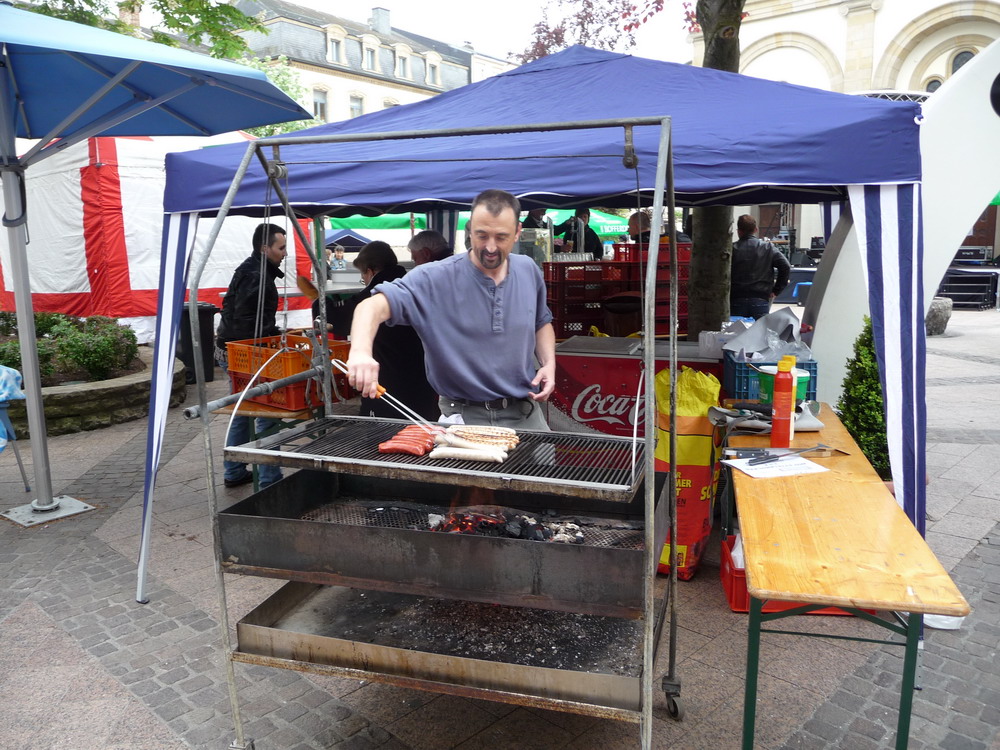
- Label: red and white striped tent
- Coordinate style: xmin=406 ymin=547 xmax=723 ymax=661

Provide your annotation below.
xmin=0 ymin=133 xmax=314 ymax=340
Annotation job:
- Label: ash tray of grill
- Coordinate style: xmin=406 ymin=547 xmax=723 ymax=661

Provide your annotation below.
xmin=240 ymin=582 xmax=642 ymax=678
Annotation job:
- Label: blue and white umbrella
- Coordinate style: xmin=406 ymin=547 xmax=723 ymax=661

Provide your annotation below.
xmin=0 ymin=1 xmax=310 ymax=512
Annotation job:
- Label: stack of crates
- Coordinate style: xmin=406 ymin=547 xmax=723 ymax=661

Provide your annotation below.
xmin=543 ymin=241 xmax=692 ymax=338
xmin=226 ymin=334 xmax=353 ymax=411
xmin=543 ymin=261 xmax=605 ymax=338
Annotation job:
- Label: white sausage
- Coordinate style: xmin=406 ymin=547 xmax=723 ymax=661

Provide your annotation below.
xmin=428 ymin=446 xmax=506 ymax=463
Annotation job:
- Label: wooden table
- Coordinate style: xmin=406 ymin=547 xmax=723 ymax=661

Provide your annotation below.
xmin=728 ymin=404 xmax=970 ymax=749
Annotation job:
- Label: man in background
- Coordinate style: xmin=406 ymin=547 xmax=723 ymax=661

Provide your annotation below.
xmin=214 ymin=223 xmax=287 ymax=488
xmin=407 ymin=230 xmax=452 ymax=266
xmin=730 ymin=214 xmax=791 ymax=320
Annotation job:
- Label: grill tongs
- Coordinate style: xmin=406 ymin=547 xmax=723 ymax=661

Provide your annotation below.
xmin=331 ymin=359 xmax=438 ymax=435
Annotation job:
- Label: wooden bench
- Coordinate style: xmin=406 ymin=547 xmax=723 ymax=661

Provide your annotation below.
xmin=729 ymin=404 xmax=970 ymax=749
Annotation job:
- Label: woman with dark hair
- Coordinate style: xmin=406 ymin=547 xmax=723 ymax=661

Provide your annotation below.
xmin=319 ymin=241 xmax=438 ymax=420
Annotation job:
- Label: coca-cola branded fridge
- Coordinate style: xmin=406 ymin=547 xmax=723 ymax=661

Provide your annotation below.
xmin=551 ymin=336 xmax=723 ymax=437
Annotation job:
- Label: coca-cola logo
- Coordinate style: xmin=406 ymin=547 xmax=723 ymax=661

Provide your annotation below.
xmin=570 ymin=383 xmax=644 ymax=427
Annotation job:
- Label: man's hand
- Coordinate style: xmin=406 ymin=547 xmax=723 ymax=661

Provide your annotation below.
xmin=347 ymin=352 xmax=381 ymax=399
xmin=529 ymin=361 xmax=556 ymax=402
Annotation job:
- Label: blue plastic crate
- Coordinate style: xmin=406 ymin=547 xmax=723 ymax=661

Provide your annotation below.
xmin=722 ymin=351 xmax=818 ymax=400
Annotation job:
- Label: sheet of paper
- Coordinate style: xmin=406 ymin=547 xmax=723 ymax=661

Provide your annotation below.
xmin=722 ymin=455 xmax=830 ymax=478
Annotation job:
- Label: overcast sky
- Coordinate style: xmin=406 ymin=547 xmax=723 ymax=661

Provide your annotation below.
xmin=298 ymin=1 xmax=692 ymax=64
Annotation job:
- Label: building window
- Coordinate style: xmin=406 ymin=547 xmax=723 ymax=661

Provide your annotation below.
xmin=312 ymin=89 xmax=327 ymax=121
xmin=362 ymin=35 xmax=380 ymax=73
xmin=364 ymin=47 xmax=376 ymax=70
xmin=349 ymin=95 xmax=364 ymax=118
xmin=396 ymin=54 xmax=409 ymax=79
xmin=925 ymin=78 xmax=942 ymax=93
xmin=424 ymin=51 xmax=442 ymax=86
xmin=952 ymin=50 xmax=975 ymax=74
xmin=383 ymin=98 xmax=399 ymax=108
xmin=325 ymin=24 xmax=347 ymax=65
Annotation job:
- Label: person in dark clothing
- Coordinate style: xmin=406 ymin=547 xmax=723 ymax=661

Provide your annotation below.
xmin=520 ymin=208 xmax=549 ymax=230
xmin=628 ymin=209 xmax=692 ymax=246
xmin=214 ymin=222 xmax=287 ymax=488
xmin=320 ymin=241 xmax=438 ymax=421
xmin=554 ymin=208 xmax=602 ymax=260
xmin=729 ymin=214 xmax=791 ymax=320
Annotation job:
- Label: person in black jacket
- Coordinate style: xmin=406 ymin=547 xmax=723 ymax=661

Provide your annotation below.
xmin=730 ymin=214 xmax=791 ymax=320
xmin=320 ymin=241 xmax=438 ymax=421
xmin=554 ymin=208 xmax=603 ymax=260
xmin=214 ymin=223 xmax=287 ymax=488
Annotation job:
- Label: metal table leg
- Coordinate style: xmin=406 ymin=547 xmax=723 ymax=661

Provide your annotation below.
xmin=896 ymin=613 xmax=922 ymax=749
xmin=742 ymin=596 xmax=763 ymax=749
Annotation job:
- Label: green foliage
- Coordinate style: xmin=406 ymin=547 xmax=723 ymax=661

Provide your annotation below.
xmin=836 ymin=316 xmax=891 ymax=480
xmin=240 ymin=56 xmax=316 ymax=137
xmin=16 ymin=0 xmax=266 ymax=59
xmin=0 ymin=313 xmax=138 ymax=382
xmin=53 ymin=316 xmax=139 ymax=381
xmin=0 ymin=311 xmax=16 ymax=337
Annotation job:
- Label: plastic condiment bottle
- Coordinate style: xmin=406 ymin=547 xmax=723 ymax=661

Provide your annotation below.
xmin=770 ymin=356 xmax=795 ymax=448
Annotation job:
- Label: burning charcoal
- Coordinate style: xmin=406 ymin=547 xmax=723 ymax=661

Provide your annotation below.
xmin=505 ymin=521 xmax=522 ymax=538
xmin=532 ymin=528 xmax=545 ymax=542
xmin=573 ymin=531 xmax=584 ymax=544
xmin=427 ymin=513 xmax=445 ymax=530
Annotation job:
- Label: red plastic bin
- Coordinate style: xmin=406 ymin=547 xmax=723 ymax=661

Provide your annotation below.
xmin=720 ymin=535 xmax=862 ymax=615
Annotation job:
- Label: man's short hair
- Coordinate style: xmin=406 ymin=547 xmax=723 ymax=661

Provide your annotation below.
xmin=629 ymin=210 xmax=651 ymax=231
xmin=471 ymin=189 xmax=520 ymax=219
xmin=737 ymin=214 xmax=757 ymax=236
xmin=353 ymin=241 xmax=397 ymax=274
xmin=574 ymin=208 xmax=591 ymax=219
xmin=253 ymin=223 xmax=285 ymax=253
xmin=408 ymin=230 xmax=452 ymax=261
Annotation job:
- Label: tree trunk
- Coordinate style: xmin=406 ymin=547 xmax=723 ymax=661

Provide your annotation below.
xmin=688 ymin=205 xmax=732 ymax=336
xmin=687 ymin=0 xmax=746 ymax=339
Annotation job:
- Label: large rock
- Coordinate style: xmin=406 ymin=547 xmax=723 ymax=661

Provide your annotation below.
xmin=6 ymin=347 xmax=186 ymax=435
xmin=925 ymin=296 xmax=953 ymax=336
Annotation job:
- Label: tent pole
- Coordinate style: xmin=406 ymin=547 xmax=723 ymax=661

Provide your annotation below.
xmin=0 ymin=79 xmax=91 ymax=525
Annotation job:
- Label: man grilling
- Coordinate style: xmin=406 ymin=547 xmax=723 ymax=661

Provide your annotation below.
xmin=347 ymin=189 xmax=555 ymax=430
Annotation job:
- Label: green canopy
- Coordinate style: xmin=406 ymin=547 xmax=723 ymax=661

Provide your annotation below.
xmin=992 ymin=191 xmax=1000 ymax=206
xmin=329 ymin=208 xmax=629 ymax=238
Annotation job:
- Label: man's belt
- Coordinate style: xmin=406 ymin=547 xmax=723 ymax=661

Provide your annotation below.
xmin=445 ymin=396 xmax=524 ymax=410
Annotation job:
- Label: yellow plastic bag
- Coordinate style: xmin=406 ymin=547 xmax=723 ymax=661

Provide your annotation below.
xmin=654 ymin=366 xmax=721 ymax=579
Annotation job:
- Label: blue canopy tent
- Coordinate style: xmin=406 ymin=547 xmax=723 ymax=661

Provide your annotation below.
xmin=324 ymin=227 xmax=371 ymax=249
xmin=147 ymin=45 xmax=929 ymax=744
xmin=155 ymin=46 xmax=924 ymax=515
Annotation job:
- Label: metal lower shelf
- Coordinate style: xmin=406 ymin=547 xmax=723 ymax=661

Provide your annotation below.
xmin=235 ymin=581 xmax=645 ymax=721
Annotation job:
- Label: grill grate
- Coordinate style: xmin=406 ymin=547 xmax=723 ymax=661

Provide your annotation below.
xmin=236 ymin=417 xmax=646 ymax=501
xmin=299 ymin=498 xmax=644 ymax=550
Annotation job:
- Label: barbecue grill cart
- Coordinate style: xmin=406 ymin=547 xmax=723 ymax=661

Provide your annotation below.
xmin=186 ymin=118 xmax=683 ymax=750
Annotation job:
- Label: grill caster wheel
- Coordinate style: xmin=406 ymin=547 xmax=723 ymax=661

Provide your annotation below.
xmin=665 ymin=694 xmax=685 ymax=721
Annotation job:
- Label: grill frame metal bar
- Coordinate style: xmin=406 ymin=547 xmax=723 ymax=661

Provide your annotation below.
xmin=225 ymin=416 xmax=646 ymax=502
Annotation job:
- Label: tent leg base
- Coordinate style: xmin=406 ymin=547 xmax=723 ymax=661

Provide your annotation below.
xmin=0 ymin=496 xmax=94 ymax=527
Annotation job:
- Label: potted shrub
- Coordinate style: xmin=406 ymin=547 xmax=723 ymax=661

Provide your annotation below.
xmin=836 ymin=316 xmax=891 ymax=481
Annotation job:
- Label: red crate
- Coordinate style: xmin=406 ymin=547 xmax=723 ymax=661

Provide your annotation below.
xmin=227 ymin=335 xmax=351 ymax=380
xmin=654 ymin=263 xmax=691 ymax=282
xmin=543 ymin=262 xmax=602 ymax=283
xmin=551 ymin=318 xmax=599 ymax=339
xmin=654 ymin=298 xmax=690 ymax=318
xmin=654 ymin=316 xmax=688 ymax=336
xmin=720 ymin=536 xmax=863 ymax=615
xmin=550 ymin=301 xmax=602 ymax=320
xmin=601 ymin=261 xmax=638 ymax=282
xmin=614 ymin=242 xmax=692 ymax=264
xmin=546 ymin=279 xmax=604 ymax=301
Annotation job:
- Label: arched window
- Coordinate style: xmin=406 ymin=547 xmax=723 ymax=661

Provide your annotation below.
xmin=952 ymin=50 xmax=975 ymax=74
xmin=925 ymin=78 xmax=942 ymax=93
xmin=394 ymin=44 xmax=412 ymax=80
xmin=325 ymin=24 xmax=346 ymax=65
xmin=361 ymin=35 xmax=380 ymax=73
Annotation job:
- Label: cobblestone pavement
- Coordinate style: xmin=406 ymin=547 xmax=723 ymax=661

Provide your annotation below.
xmin=0 ymin=309 xmax=998 ymax=749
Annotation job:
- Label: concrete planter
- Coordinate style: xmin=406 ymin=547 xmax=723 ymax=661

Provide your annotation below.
xmin=6 ymin=347 xmax=186 ymax=436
